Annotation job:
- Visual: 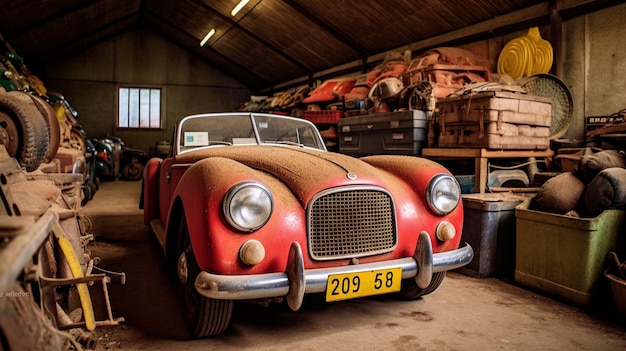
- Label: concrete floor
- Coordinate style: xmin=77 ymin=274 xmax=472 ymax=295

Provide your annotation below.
xmin=81 ymin=180 xmax=626 ymax=351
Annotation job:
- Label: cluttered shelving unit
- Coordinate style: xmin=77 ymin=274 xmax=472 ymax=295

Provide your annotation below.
xmin=421 ymin=148 xmax=554 ymax=194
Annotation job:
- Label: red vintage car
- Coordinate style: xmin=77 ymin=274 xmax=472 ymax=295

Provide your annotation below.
xmin=141 ymin=112 xmax=473 ymax=337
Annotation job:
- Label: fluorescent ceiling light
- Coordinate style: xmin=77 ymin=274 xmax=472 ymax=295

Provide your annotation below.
xmin=200 ymin=28 xmax=216 ymax=47
xmin=231 ymin=0 xmax=250 ymax=16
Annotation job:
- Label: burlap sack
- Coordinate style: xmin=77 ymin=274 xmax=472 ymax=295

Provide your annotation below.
xmin=576 ymin=149 xmax=626 ymax=183
xmin=584 ymin=167 xmax=626 ymax=215
xmin=535 ymin=172 xmax=585 ymax=214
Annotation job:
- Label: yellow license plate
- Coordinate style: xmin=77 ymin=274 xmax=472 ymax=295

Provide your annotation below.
xmin=325 ymin=267 xmax=402 ymax=302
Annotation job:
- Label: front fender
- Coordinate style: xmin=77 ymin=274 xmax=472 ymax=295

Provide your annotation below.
xmin=360 ymin=155 xmax=464 ymax=252
xmin=142 ymin=157 xmax=162 ymax=225
xmin=169 ymin=157 xmax=304 ymax=275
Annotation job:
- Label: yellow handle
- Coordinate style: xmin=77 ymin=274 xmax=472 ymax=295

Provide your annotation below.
xmin=52 ymin=221 xmax=96 ymax=331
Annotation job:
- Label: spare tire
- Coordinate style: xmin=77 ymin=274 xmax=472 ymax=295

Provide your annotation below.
xmin=0 ymin=91 xmax=49 ymax=171
xmin=25 ymin=93 xmax=60 ymax=163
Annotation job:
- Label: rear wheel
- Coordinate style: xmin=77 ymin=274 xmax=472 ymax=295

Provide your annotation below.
xmin=398 ymin=272 xmax=446 ymax=300
xmin=122 ymin=162 xmax=144 ymax=181
xmin=176 ymin=216 xmax=233 ymax=338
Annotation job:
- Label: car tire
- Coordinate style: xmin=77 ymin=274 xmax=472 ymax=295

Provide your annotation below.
xmin=398 ymin=271 xmax=446 ymax=300
xmin=87 ymin=181 xmax=97 ymax=199
xmin=81 ymin=184 xmax=91 ymax=206
xmin=122 ymin=162 xmax=144 ymax=181
xmin=26 ymin=93 xmax=60 ymax=163
xmin=177 ymin=217 xmax=233 ymax=338
xmin=0 ymin=92 xmax=49 ymax=171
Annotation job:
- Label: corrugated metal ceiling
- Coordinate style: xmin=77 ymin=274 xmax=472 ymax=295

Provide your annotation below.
xmin=0 ymin=0 xmax=614 ymax=92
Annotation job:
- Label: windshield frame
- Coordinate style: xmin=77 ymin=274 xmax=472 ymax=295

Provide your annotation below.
xmin=175 ymin=112 xmax=327 ymax=156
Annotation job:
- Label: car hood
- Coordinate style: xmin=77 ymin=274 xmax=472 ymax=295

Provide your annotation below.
xmin=175 ymin=145 xmax=396 ymax=203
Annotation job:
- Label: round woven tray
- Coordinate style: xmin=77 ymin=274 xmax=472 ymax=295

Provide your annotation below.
xmin=519 ymin=74 xmax=574 ymax=140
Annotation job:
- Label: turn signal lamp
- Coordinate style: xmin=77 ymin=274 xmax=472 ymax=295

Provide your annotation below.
xmin=436 ymin=221 xmax=456 ymax=242
xmin=239 ymin=239 xmax=265 ymax=265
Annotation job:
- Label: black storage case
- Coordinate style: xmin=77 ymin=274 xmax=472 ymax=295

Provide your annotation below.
xmin=338 ymin=110 xmax=428 ymax=157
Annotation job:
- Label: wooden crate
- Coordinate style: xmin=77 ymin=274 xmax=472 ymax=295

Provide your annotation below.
xmin=437 ymin=91 xmax=552 ymax=125
xmin=438 ymin=122 xmax=550 ymax=149
xmin=436 ymin=91 xmax=552 ymax=149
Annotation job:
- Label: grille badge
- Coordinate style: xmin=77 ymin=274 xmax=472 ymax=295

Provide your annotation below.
xmin=347 ymin=172 xmax=357 ymax=180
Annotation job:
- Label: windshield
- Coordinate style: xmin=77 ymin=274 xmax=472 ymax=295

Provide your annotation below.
xmin=176 ymin=113 xmax=325 ymax=155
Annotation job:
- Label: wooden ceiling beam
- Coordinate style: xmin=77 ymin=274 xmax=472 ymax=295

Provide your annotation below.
xmin=191 ymin=0 xmax=312 ymax=73
xmin=30 ymin=12 xmax=139 ymax=64
xmin=5 ymin=0 xmax=108 ymax=38
xmin=147 ymin=11 xmax=271 ymax=90
xmin=550 ymin=1 xmax=563 ymax=77
xmin=281 ymin=0 xmax=369 ymax=57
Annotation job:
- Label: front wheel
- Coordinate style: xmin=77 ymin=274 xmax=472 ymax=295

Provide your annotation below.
xmin=177 ymin=218 xmax=233 ymax=338
xmin=398 ymin=272 xmax=446 ymax=300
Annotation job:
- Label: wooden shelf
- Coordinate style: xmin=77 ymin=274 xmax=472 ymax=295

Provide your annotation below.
xmin=421 ymin=148 xmax=554 ymax=193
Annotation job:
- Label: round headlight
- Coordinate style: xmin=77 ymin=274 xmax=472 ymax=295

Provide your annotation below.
xmin=224 ymin=182 xmax=273 ymax=231
xmin=426 ymin=174 xmax=461 ymax=215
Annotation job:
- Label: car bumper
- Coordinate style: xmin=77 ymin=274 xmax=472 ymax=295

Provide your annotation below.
xmin=195 ymin=231 xmax=473 ymax=310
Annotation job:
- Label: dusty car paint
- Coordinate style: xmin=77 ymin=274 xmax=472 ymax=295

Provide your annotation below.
xmin=141 ymin=112 xmax=473 ymax=337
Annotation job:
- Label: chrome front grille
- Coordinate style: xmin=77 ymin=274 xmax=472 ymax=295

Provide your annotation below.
xmin=308 ymin=187 xmax=396 ymax=260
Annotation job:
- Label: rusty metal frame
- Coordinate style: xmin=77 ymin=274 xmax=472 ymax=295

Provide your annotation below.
xmin=0 ymin=211 xmax=56 ymax=292
xmin=0 ymin=208 xmax=127 ymax=330
xmin=39 ymin=272 xmax=125 ymax=329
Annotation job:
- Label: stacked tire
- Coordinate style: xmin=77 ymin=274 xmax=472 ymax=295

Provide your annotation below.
xmin=0 ymin=90 xmax=59 ymax=172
